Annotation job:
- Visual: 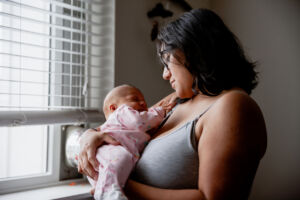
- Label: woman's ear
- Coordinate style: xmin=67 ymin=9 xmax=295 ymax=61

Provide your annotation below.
xmin=109 ymin=104 xmax=117 ymax=112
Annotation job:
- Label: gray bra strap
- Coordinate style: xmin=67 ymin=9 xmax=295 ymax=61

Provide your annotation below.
xmin=193 ymin=103 xmax=215 ymax=123
xmin=190 ymin=120 xmax=198 ymax=151
xmin=156 ymin=104 xmax=178 ymax=131
xmin=190 ymin=103 xmax=216 ymax=150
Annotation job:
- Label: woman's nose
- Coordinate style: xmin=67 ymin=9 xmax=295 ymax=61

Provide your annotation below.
xmin=162 ymin=67 xmax=171 ymax=80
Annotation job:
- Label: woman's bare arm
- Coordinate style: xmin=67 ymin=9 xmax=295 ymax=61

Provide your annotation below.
xmin=197 ymin=91 xmax=267 ymax=199
xmin=125 ymin=180 xmax=205 ymax=200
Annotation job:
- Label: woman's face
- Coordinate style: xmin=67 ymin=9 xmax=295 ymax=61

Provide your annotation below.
xmin=161 ymin=50 xmax=194 ymax=98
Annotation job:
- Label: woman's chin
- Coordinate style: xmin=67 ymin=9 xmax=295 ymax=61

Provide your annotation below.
xmin=176 ymin=90 xmax=194 ymax=99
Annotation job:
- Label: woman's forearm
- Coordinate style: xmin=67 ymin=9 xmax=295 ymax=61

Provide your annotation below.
xmin=125 ymin=180 xmax=206 ymax=200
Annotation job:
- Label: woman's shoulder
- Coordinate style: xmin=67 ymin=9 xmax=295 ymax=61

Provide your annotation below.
xmin=196 ymin=88 xmax=262 ymax=121
xmin=212 ymin=88 xmax=261 ymax=115
xmin=200 ymin=89 xmax=267 ymax=157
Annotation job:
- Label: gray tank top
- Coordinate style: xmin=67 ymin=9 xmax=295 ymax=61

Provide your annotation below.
xmin=131 ymin=104 xmax=213 ymax=189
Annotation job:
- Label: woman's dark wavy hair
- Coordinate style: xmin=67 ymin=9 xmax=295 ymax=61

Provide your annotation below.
xmin=156 ymin=8 xmax=258 ymax=95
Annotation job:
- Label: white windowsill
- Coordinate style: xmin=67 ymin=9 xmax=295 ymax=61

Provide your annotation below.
xmin=0 ymin=180 xmax=91 ymax=200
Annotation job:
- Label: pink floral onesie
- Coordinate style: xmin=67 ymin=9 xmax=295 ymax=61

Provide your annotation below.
xmin=88 ymin=104 xmax=165 ymax=200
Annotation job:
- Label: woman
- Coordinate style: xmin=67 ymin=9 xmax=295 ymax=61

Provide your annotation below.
xmin=78 ymin=8 xmax=267 ymax=199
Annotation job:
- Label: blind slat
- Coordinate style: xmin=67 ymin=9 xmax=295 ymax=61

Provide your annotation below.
xmin=0 ymin=78 xmax=113 ymax=89
xmin=0 ymin=39 xmax=111 ymax=58
xmin=0 ymin=93 xmax=105 ymax=100
xmin=0 ymin=12 xmax=112 ymax=37
xmin=0 ymin=25 xmax=113 ymax=47
xmin=0 ymin=0 xmax=114 ymax=112
xmin=2 ymin=0 xmax=113 ymax=26
xmin=0 ymin=67 xmax=113 ymax=80
xmin=0 ymin=52 xmax=113 ymax=65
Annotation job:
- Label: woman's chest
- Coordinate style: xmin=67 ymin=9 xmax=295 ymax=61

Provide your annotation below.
xmin=152 ymin=114 xmax=187 ymax=139
xmin=132 ymin=123 xmax=199 ymax=189
xmin=153 ymin=101 xmax=210 ymax=139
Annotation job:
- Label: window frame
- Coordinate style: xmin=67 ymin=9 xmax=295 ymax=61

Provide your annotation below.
xmin=0 ymin=125 xmax=62 ymax=194
xmin=0 ymin=110 xmax=105 ymax=194
xmin=0 ymin=0 xmax=114 ymax=194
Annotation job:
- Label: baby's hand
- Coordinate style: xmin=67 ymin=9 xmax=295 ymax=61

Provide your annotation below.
xmin=152 ymin=92 xmax=177 ymax=112
xmin=160 ymin=100 xmax=176 ymax=114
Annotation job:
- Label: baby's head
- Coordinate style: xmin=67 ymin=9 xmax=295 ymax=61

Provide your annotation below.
xmin=103 ymin=84 xmax=148 ymax=119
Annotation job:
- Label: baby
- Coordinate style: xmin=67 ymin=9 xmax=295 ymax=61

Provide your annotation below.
xmin=88 ymin=84 xmax=166 ymax=200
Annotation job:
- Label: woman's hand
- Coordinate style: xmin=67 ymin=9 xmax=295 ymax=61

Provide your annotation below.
xmin=77 ymin=128 xmax=120 ymax=179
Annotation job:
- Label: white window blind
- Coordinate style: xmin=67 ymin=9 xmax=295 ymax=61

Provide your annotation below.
xmin=0 ymin=0 xmax=114 ymax=111
xmin=0 ymin=0 xmax=114 ymax=193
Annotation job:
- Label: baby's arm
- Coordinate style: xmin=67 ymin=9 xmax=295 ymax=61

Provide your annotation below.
xmin=117 ymin=106 xmax=165 ymax=132
xmin=136 ymin=107 xmax=165 ymax=131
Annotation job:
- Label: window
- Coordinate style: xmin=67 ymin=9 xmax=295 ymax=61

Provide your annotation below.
xmin=0 ymin=0 xmax=114 ymax=194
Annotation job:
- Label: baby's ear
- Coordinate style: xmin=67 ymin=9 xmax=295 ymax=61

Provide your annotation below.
xmin=109 ymin=104 xmax=117 ymax=112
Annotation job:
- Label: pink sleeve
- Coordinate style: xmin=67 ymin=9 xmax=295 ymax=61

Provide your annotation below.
xmin=117 ymin=106 xmax=165 ymax=131
xmin=141 ymin=106 xmax=165 ymax=131
xmin=116 ymin=106 xmax=144 ymax=129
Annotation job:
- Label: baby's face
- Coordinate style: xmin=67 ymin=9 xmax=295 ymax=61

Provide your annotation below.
xmin=118 ymin=88 xmax=148 ymax=112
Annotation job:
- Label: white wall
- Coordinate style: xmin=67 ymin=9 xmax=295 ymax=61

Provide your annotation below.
xmin=210 ymin=1 xmax=300 ymax=199
xmin=114 ymin=0 xmax=210 ymax=106
xmin=115 ymin=0 xmax=300 ymax=199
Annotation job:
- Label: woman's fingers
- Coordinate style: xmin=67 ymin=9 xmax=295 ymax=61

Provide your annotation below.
xmin=84 ymin=161 xmax=98 ymax=180
xmin=78 ymin=130 xmax=98 ymax=177
xmin=86 ymin=142 xmax=100 ymax=173
xmin=86 ymin=133 xmax=119 ymax=172
xmin=78 ymin=149 xmax=92 ymax=177
xmin=80 ymin=150 xmax=98 ymax=178
xmin=77 ymin=148 xmax=86 ymax=173
xmin=77 ymin=129 xmax=120 ymax=179
xmin=77 ymin=162 xmax=82 ymax=173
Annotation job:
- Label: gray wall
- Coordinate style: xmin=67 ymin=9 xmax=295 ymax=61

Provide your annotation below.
xmin=115 ymin=0 xmax=300 ymax=199
xmin=210 ymin=1 xmax=300 ymax=200
xmin=114 ymin=0 xmax=210 ymax=106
